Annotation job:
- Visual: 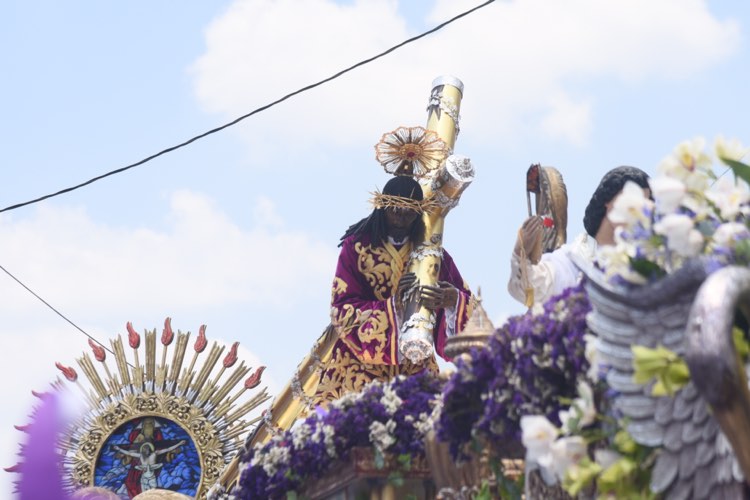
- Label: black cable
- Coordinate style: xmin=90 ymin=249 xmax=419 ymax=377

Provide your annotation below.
xmin=0 ymin=262 xmax=133 ymax=367
xmin=0 ymin=0 xmax=495 ymax=214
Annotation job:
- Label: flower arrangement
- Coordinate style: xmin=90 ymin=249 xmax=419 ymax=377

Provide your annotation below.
xmin=600 ymin=136 xmax=750 ymax=286
xmin=519 ymin=136 xmax=750 ymax=497
xmin=436 ymin=283 xmax=591 ymax=461
xmin=235 ymin=371 xmax=443 ymax=499
xmin=520 ymin=376 xmax=658 ymax=498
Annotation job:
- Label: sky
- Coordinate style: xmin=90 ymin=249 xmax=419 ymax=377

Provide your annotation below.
xmin=1 ymin=0 xmax=749 ymax=495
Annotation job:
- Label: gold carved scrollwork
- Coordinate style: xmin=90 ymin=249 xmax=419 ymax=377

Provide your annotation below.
xmin=135 ymin=394 xmax=159 ymax=413
xmin=70 ymin=392 xmax=226 ymax=499
xmin=313 ymin=348 xmax=439 ymax=407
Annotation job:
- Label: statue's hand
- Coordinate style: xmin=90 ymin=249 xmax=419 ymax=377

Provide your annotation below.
xmin=515 ymin=216 xmax=543 ymax=262
xmin=420 ymin=281 xmax=458 ymax=310
xmin=398 ymin=272 xmax=418 ymax=300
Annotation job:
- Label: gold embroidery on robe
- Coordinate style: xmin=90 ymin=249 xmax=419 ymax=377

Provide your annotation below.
xmin=313 ymin=346 xmax=440 ymax=407
xmin=355 ymin=242 xmax=393 ymax=300
xmin=331 ymin=276 xmax=348 ymax=300
xmin=339 ymin=309 xmax=389 ymax=364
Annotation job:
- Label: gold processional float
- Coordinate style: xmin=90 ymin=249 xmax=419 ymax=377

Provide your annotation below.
xmin=7 ymin=76 xmax=491 ymax=499
xmin=214 ymin=75 xmax=479 ymax=495
xmin=7 ymin=318 xmax=270 ymax=499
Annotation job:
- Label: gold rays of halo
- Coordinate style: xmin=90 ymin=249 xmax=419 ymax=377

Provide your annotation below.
xmin=370 ymin=191 xmax=440 ymax=214
xmin=374 ymin=126 xmax=449 ymax=178
xmin=10 ymin=317 xmax=271 ymax=499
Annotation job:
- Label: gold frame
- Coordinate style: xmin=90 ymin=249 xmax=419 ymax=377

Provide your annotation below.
xmin=38 ymin=319 xmax=271 ymax=499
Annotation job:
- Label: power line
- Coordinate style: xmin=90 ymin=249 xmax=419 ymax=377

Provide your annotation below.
xmin=0 ymin=262 xmax=130 ymax=366
xmin=0 ymin=0 xmax=495 ymax=214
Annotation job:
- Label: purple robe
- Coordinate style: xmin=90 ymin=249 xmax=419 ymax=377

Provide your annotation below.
xmin=314 ymin=233 xmax=472 ymax=406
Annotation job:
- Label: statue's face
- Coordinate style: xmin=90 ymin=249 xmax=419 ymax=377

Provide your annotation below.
xmin=384 ymin=207 xmax=419 ymax=240
xmin=143 ymin=419 xmax=155 ymax=436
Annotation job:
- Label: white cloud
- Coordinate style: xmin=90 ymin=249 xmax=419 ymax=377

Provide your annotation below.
xmin=191 ymin=0 xmax=739 ymax=151
xmin=0 ymin=191 xmax=331 ymax=493
xmin=0 ymin=190 xmax=336 ymax=312
xmin=540 ymin=93 xmax=592 ymax=147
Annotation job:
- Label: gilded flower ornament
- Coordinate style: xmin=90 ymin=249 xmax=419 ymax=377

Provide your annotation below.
xmin=374 ymin=125 xmax=449 ymax=178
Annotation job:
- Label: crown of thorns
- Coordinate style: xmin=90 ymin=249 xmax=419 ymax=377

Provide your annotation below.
xmin=370 ymin=191 xmax=439 ymax=214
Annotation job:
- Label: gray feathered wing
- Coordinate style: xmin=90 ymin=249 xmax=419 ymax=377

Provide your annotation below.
xmin=574 ymin=256 xmax=746 ymax=499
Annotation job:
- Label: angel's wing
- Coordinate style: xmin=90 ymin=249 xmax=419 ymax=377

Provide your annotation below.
xmin=574 ymin=256 xmax=745 ymax=499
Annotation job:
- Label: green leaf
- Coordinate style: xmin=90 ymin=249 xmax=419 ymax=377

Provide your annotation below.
xmin=733 ymin=326 xmax=750 ymax=360
xmin=629 ymin=257 xmax=666 ymax=280
xmin=614 ymin=430 xmax=638 ymax=455
xmin=632 ymin=344 xmax=690 ymax=395
xmin=387 ymin=471 xmax=405 ymax=487
xmin=720 ymin=157 xmax=750 ymax=186
xmin=475 ymin=481 xmax=494 ymax=500
xmin=562 ymin=457 xmax=602 ymax=497
xmin=597 ymin=457 xmax=637 ymax=494
xmin=396 ymin=453 xmax=412 ymax=470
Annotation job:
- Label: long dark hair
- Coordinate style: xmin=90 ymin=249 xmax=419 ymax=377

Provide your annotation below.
xmin=583 ymin=165 xmax=650 ymax=237
xmin=339 ymin=176 xmax=426 ymax=247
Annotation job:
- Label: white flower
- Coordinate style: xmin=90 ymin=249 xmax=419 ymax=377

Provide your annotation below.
xmin=607 ymin=181 xmax=653 ymax=226
xmin=583 ymin=333 xmax=604 ymax=382
xmin=706 ymin=176 xmax=750 ymax=220
xmin=674 ymin=137 xmax=712 ymax=171
xmin=311 ymin=423 xmax=337 ymax=458
xmin=521 ymin=415 xmax=560 ymax=468
xmin=657 ymin=137 xmax=713 ymax=191
xmin=380 ymin=385 xmax=403 ymax=415
xmin=261 ymin=446 xmax=290 ymax=476
xmin=332 ymin=390 xmax=361 ymax=410
xmin=559 ymin=381 xmax=597 ymax=433
xmin=713 ymin=222 xmax=750 ymax=247
xmin=649 ymin=176 xmax=686 ymax=214
xmin=414 ymin=411 xmax=435 ymax=436
xmin=715 ymin=135 xmax=749 ymax=163
xmin=597 ymin=238 xmax=647 ymax=285
xmin=291 ymin=422 xmax=312 ymax=450
xmin=369 ymin=419 xmax=397 ymax=453
xmin=654 ymin=213 xmax=704 ymax=257
xmin=594 ymin=449 xmax=623 ymax=470
xmin=530 ymin=302 xmax=545 ymax=317
xmin=549 ymin=436 xmax=588 ymax=481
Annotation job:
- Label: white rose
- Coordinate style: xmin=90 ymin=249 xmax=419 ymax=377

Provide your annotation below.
xmin=521 ymin=415 xmax=559 ymax=467
xmin=649 ymin=176 xmax=686 ymax=214
xmin=713 ymin=222 xmax=750 ymax=247
xmin=607 ymin=181 xmax=653 ymax=226
xmin=583 ymin=333 xmax=604 ymax=382
xmin=654 ymin=214 xmax=704 ymax=257
xmin=559 ymin=381 xmax=597 ymax=433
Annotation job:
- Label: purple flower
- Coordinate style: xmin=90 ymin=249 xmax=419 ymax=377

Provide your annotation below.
xmin=235 ymin=371 xmax=443 ymax=499
xmin=437 ymin=283 xmax=591 ymax=459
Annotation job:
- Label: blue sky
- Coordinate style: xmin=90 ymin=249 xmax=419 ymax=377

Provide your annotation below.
xmin=1 ymin=0 xmax=749 ymax=495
